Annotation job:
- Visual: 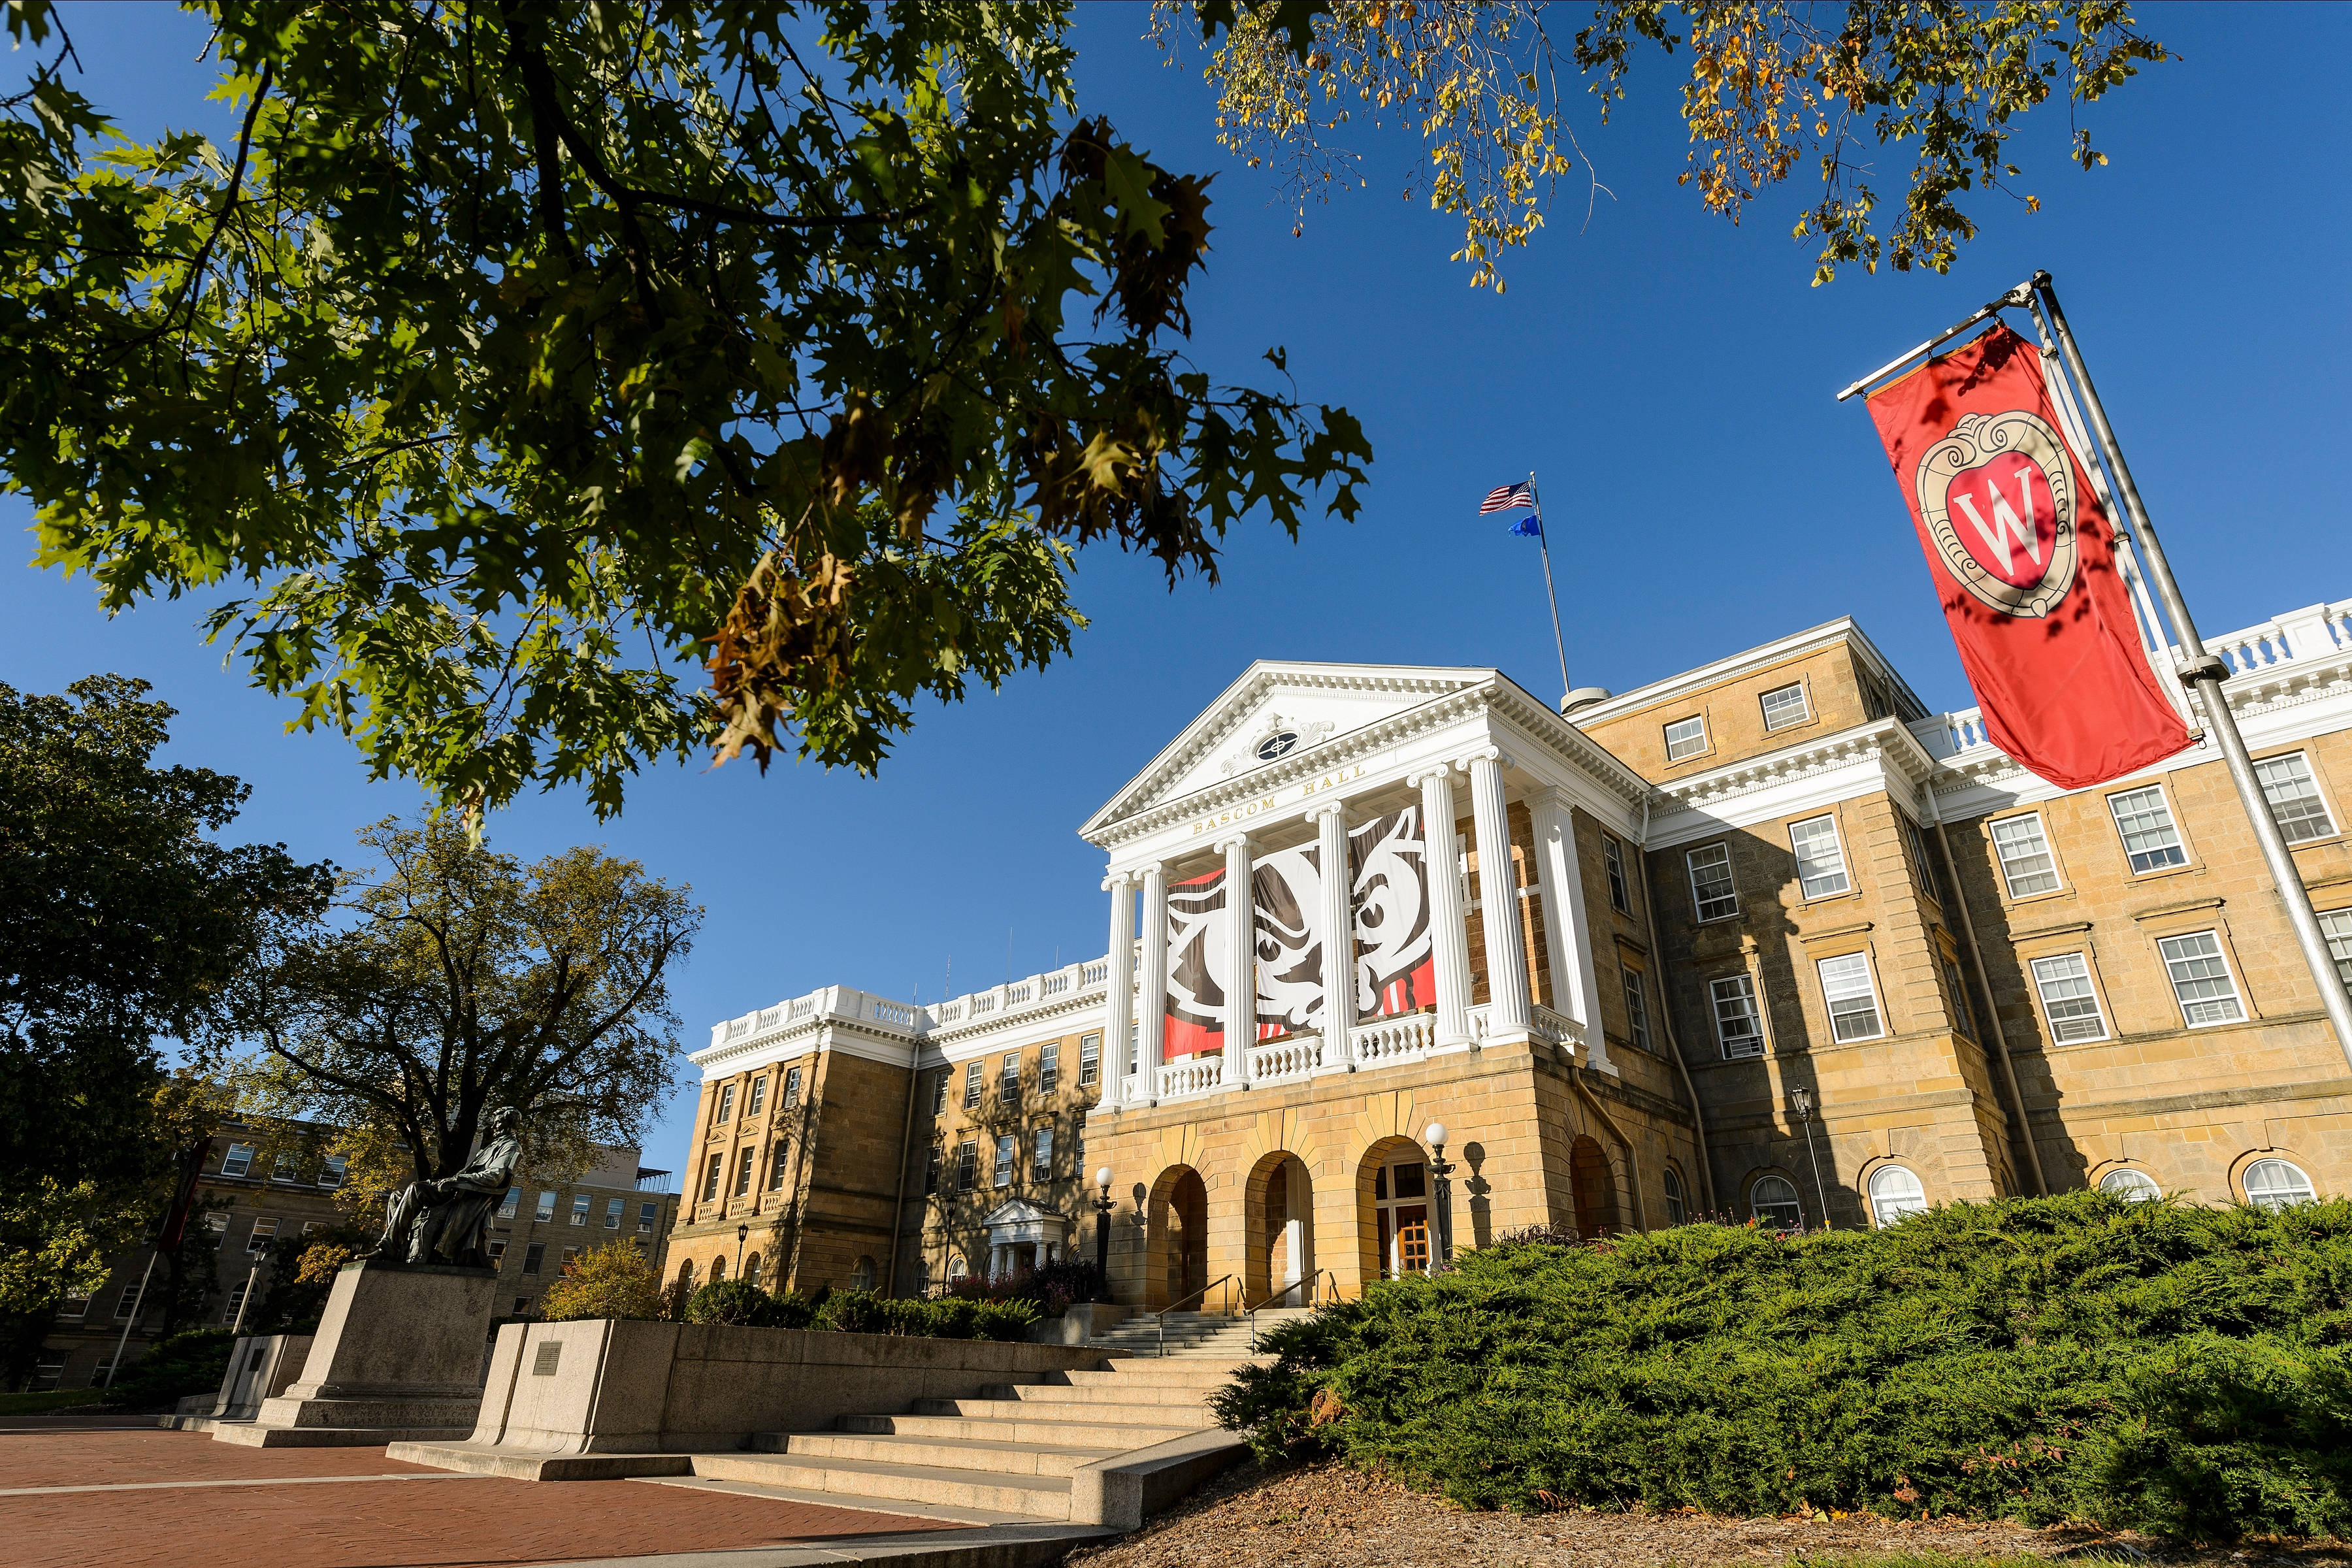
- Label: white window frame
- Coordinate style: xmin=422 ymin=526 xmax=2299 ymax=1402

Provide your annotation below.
xmin=992 ymin=1133 xmax=1015 ymax=1188
xmin=1661 ymin=1166 xmax=1688 ymax=1226
xmin=1817 ymin=951 xmax=1886 ymax=1042
xmin=715 ymin=1082 xmax=736 ymax=1123
xmin=2108 ymin=783 xmax=2189 ymax=874
xmin=1000 ymin=1051 xmax=1022 ymax=1102
xmin=1710 ymin=972 xmax=1765 ymax=1058
xmin=638 ymin=1201 xmax=659 ymax=1233
xmin=782 ymin=1066 xmax=804 ymax=1108
xmin=1749 ymin=1174 xmax=1803 ymax=1232
xmin=956 ymin=1139 xmax=978 ymax=1191
xmin=221 ymin=1142 xmax=255 ymax=1178
xmin=318 ymin=1154 xmax=348 ymax=1189
xmin=745 ymin=1075 xmax=767 ymax=1117
xmin=1603 ymin=835 xmax=1631 ymax=913
xmin=2156 ymin=928 xmax=2246 ymax=1027
xmin=1940 ymin=954 xmax=1976 ymax=1040
xmin=572 ymin=1193 xmax=593 ymax=1224
xmin=1079 ymin=1033 xmax=1101 ymax=1086
xmin=246 ymin=1217 xmax=280 ymax=1255
xmin=1867 ymin=1165 xmax=1928 ymax=1227
xmin=604 ymin=1198 xmax=623 ymax=1230
xmin=2321 ymin=907 xmax=2352 ymax=996
xmin=963 ymin=1061 xmax=983 ymax=1109
xmin=1759 ymin=681 xmax=1810 ymax=732
xmin=2243 ymin=1157 xmax=2316 ymax=1211
xmin=1687 ymin=843 xmax=1739 ymax=922
xmin=1040 ymin=1041 xmax=1060 ymax=1093
xmin=1663 ymin=714 xmax=1708 ymax=762
xmin=1033 ymin=1124 xmax=1054 ymax=1170
xmin=1788 ymin=815 xmax=1852 ymax=899
xmin=1989 ymin=813 xmax=2062 ymax=899
xmin=2029 ymin=951 xmax=2110 ymax=1043
xmin=2099 ymin=1168 xmax=2161 ymax=1202
xmin=2255 ymin=751 xmax=2336 ymax=845
xmin=1620 ymin=964 xmax=1650 ymax=1051
xmin=698 ymin=1157 xmax=719 ymax=1202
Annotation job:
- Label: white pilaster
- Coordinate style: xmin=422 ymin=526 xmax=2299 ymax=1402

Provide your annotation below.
xmin=1529 ymin=787 xmax=1610 ymax=1071
xmin=1219 ymin=835 xmax=1256 ymax=1084
xmin=1465 ymin=749 xmax=1533 ymax=1043
xmin=1313 ymin=804 xmax=1354 ymax=1056
xmin=1138 ymin=862 xmax=1169 ymax=1105
xmin=1415 ymin=766 xmax=1474 ymax=1051
xmin=1100 ymin=872 xmax=1136 ymax=1111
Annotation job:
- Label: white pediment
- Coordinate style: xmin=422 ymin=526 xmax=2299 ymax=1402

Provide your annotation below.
xmin=1082 ymin=661 xmax=1497 ymax=838
xmin=982 ymin=1198 xmax=1068 ymax=1242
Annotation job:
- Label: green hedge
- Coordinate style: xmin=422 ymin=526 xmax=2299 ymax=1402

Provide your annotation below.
xmin=1212 ymin=1193 xmax=2352 ymax=1541
xmin=681 ymin=1281 xmax=1038 ymax=1341
xmin=105 ymin=1328 xmax=239 ymax=1411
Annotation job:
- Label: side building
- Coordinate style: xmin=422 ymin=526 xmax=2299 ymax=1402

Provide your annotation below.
xmin=22 ymin=1121 xmax=678 ymax=1392
xmin=675 ymin=594 xmax=2352 ymax=1307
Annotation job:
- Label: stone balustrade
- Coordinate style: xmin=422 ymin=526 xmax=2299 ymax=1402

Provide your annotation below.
xmin=1245 ymin=1034 xmax=1322 ymax=1085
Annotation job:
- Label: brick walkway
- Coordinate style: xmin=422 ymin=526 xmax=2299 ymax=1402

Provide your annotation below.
xmin=1 ymin=1429 xmax=970 ymax=1568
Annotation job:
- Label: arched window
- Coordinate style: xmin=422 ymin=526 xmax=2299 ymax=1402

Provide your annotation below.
xmin=910 ymin=1259 xmax=930 ymax=1296
xmin=1661 ymin=1166 xmax=1689 ymax=1227
xmin=2244 ymin=1158 xmax=2316 ymax=1211
xmin=947 ymin=1255 xmax=968 ymax=1283
xmin=742 ymin=1252 xmax=762 ymax=1288
xmin=850 ymin=1256 xmax=876 ymax=1292
xmin=1867 ymin=1165 xmax=1928 ymax=1227
xmin=1749 ymin=1174 xmax=1802 ymax=1232
xmin=709 ymin=1255 xmax=727 ymax=1282
xmin=2099 ymin=1168 xmax=2161 ymax=1202
xmin=676 ymin=1258 xmax=696 ymax=1287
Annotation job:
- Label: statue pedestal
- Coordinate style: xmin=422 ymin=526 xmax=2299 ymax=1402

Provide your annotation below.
xmin=213 ymin=1261 xmax=498 ymax=1448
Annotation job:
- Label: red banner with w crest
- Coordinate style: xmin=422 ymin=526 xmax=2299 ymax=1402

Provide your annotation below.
xmin=1867 ymin=325 xmax=2190 ymax=790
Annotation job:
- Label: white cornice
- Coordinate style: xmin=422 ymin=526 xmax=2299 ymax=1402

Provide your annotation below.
xmin=1645 ymin=717 xmax=1938 ymax=848
xmin=1081 ymin=661 xmax=1499 ymax=840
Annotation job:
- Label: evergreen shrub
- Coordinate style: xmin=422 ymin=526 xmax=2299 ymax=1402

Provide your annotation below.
xmin=540 ymin=1242 xmax=664 ymax=1322
xmin=1211 ymin=1193 xmax=2352 ymax=1540
xmin=682 ymin=1277 xmax=772 ymax=1326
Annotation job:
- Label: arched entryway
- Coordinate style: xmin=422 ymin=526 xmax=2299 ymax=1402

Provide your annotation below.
xmin=1245 ymin=1152 xmax=1314 ymax=1305
xmin=1570 ymin=1135 xmax=1621 ymax=1237
xmin=1146 ymin=1165 xmax=1209 ymax=1309
xmin=1357 ymin=1136 xmax=1435 ymax=1281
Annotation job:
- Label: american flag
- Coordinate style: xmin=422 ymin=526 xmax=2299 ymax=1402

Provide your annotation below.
xmin=1478 ymin=481 xmax=1535 ymax=514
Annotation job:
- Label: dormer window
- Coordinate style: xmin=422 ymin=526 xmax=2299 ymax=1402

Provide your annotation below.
xmin=1255 ymin=730 xmax=1299 ymax=761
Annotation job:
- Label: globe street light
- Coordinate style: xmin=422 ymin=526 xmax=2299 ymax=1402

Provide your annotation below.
xmin=1092 ymin=1167 xmax=1116 ymax=1301
xmin=1424 ymin=1122 xmax=1456 ymax=1271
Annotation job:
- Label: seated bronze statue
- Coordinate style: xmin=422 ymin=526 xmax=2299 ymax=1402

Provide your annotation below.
xmin=363 ymin=1105 xmax=523 ymax=1267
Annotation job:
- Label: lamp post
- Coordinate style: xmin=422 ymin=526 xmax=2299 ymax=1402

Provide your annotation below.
xmin=734 ymin=1222 xmax=749 ymax=1279
xmin=1424 ymin=1122 xmax=1456 ymax=1271
xmin=1791 ymin=1088 xmax=1830 ymax=1232
xmin=1092 ymin=1167 xmax=1116 ymax=1302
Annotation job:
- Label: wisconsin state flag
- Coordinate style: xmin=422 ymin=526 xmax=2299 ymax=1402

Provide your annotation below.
xmin=1867 ymin=325 xmax=2191 ymax=790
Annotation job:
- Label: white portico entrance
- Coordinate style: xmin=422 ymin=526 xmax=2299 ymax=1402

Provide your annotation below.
xmin=979 ymin=1198 xmax=1068 ymax=1282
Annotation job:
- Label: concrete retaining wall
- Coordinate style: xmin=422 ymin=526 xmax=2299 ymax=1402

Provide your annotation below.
xmin=468 ymin=1319 xmax=1112 ymax=1455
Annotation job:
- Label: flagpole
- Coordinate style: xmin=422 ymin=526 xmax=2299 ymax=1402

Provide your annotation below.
xmin=2031 ymin=270 xmax=2352 ymax=1069
xmin=1526 ymin=472 xmax=1571 ymax=706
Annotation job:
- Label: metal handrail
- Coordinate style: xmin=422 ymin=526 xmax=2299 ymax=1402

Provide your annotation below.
xmin=1151 ymin=1273 xmax=1237 ymax=1357
xmin=1247 ymin=1269 xmax=1337 ymax=1350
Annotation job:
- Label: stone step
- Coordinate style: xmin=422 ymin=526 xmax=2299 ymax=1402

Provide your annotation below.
xmin=925 ymin=1396 xmax=1220 ymax=1426
xmin=690 ymin=1450 xmax=1073 ymax=1520
xmin=981 ymin=1380 xmax=1220 ymax=1407
xmin=766 ymin=1430 xmax=1120 ymax=1479
xmin=1060 ymin=1362 xmax=1258 ymax=1388
xmin=841 ymin=1411 xmax=1201 ymax=1449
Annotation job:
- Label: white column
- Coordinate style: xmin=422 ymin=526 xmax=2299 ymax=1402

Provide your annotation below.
xmin=1219 ymin=836 xmax=1256 ymax=1083
xmin=1100 ymin=872 xmax=1135 ymax=1112
xmin=1313 ymin=804 xmax=1354 ymax=1058
xmin=1138 ymin=862 xmax=1169 ymax=1103
xmin=1416 ymin=766 xmax=1474 ymax=1051
xmin=1465 ymin=749 xmax=1532 ymax=1043
xmin=1529 ymin=787 xmax=1611 ymax=1071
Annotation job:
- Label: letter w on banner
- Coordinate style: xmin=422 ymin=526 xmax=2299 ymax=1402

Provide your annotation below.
xmin=1867 ymin=324 xmax=2190 ymax=790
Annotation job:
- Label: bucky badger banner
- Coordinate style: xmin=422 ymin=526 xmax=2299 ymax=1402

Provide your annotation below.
xmin=1163 ymin=869 xmax=1227 ymax=1060
xmin=1348 ymin=807 xmax=1435 ymax=1022
xmin=1250 ymin=843 xmax=1326 ymax=1039
xmin=1866 ymin=325 xmax=2190 ymax=789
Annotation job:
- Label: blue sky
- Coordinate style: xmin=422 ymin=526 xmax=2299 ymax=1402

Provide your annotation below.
xmin=7 ymin=4 xmax=2346 ymax=1175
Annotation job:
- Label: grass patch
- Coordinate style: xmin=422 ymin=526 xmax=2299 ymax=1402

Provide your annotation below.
xmin=0 ymin=1387 xmax=113 ymax=1416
